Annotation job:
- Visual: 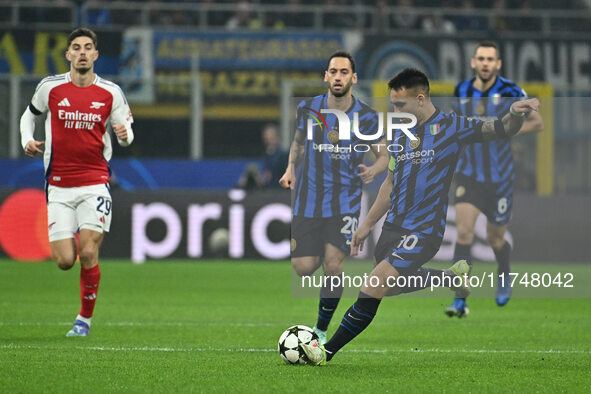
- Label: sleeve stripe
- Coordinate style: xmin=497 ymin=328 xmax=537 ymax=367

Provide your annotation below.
xmin=29 ymin=103 xmax=41 ymax=116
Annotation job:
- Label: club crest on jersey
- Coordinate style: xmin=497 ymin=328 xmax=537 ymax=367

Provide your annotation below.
xmin=327 ymin=129 xmax=339 ymax=143
xmin=90 ymin=101 xmax=105 ymax=109
xmin=492 ymin=93 xmax=501 ymax=105
xmin=409 ymin=136 xmax=421 ymax=149
xmin=429 ymin=124 xmax=441 ymax=135
xmin=476 ymin=102 xmax=486 ymax=115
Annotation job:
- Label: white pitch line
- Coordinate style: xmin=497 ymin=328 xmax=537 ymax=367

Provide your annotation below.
xmin=1 ymin=344 xmax=589 ymax=355
xmin=0 ymin=322 xmax=277 ymax=327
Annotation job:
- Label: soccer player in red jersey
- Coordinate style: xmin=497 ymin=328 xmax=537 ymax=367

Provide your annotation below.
xmin=20 ymin=28 xmax=134 ymax=337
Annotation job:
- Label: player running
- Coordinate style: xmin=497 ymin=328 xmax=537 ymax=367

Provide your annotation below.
xmin=300 ymin=68 xmax=539 ymax=365
xmin=446 ymin=41 xmax=543 ymax=317
xmin=20 ymin=28 xmax=134 ymax=337
xmin=279 ymin=51 xmax=388 ymax=345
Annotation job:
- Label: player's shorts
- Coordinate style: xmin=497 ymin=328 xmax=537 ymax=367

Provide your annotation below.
xmin=374 ymin=224 xmax=440 ymax=276
xmin=290 ymin=214 xmax=358 ymax=258
xmin=454 ymin=174 xmax=513 ymax=226
xmin=47 ymin=183 xmax=112 ymax=242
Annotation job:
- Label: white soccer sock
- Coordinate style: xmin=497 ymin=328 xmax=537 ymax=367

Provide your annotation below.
xmin=76 ymin=314 xmax=92 ymax=327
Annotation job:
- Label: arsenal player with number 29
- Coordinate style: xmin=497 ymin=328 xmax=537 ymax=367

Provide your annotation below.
xmin=20 ymin=28 xmax=134 ymax=337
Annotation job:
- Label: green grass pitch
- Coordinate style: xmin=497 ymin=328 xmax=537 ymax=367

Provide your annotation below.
xmin=1 ymin=259 xmax=590 ymax=392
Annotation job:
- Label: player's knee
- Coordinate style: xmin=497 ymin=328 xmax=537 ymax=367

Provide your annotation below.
xmin=78 ymin=247 xmax=98 ymax=265
xmin=456 ymin=226 xmax=475 ymax=244
xmin=487 ymin=234 xmax=505 ymax=250
xmin=322 ymin=260 xmax=343 ymax=276
xmin=54 ymin=255 xmax=75 ymax=270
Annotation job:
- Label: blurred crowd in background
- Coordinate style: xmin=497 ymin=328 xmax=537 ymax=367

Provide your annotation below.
xmin=15 ymin=0 xmax=589 ymax=33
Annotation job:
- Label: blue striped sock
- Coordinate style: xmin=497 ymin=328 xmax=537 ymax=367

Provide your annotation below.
xmin=316 ymin=281 xmax=343 ymax=331
xmin=324 ymin=292 xmax=380 ymax=361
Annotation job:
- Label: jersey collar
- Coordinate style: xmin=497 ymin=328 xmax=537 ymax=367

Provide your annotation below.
xmin=323 ymin=93 xmax=357 ymax=113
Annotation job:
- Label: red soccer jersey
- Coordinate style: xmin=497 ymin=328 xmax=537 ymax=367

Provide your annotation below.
xmin=30 ymin=73 xmax=133 ymax=187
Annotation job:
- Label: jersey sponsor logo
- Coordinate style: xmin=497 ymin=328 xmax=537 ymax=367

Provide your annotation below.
xmin=311 ymin=142 xmax=352 ymax=161
xmin=90 ymin=101 xmax=106 ymax=109
xmin=395 ymin=149 xmax=435 ymax=165
xmin=58 ymin=110 xmax=103 ymax=130
xmin=58 ymin=110 xmax=102 ymax=122
xmin=57 ymin=98 xmax=71 ymax=107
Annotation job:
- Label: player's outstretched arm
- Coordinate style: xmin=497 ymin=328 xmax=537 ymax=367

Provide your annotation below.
xmin=358 ymin=138 xmax=389 ymax=184
xmin=279 ymin=129 xmax=305 ymax=190
xmin=481 ymin=98 xmax=540 ymax=141
xmin=351 ymin=170 xmax=393 ymax=256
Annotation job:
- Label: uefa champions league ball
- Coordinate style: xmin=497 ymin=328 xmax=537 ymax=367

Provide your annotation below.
xmin=277 ymin=325 xmax=319 ymax=365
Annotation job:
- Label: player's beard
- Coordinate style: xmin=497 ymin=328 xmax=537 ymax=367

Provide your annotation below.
xmin=75 ymin=65 xmax=92 ymax=74
xmin=478 ymin=68 xmax=497 ymax=84
xmin=329 ymin=80 xmax=352 ymax=97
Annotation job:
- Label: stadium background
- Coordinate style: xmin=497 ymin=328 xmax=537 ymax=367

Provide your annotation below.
xmin=0 ymin=1 xmax=590 ymax=263
xmin=1 ymin=2 xmax=591 ymax=392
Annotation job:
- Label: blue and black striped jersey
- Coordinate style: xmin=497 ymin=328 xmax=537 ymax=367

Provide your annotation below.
xmin=385 ymin=110 xmax=483 ymax=239
xmin=454 ymin=76 xmax=525 ymax=183
xmin=293 ymin=94 xmax=380 ymax=218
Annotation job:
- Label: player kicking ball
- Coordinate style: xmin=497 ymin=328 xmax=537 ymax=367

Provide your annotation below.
xmin=300 ymin=68 xmax=539 ymax=365
xmin=280 ymin=51 xmax=388 ymax=344
xmin=20 ymin=28 xmax=134 ymax=337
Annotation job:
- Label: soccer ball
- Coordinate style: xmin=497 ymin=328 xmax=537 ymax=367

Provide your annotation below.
xmin=277 ymin=325 xmax=319 ymax=365
xmin=208 ymin=228 xmax=229 ymax=254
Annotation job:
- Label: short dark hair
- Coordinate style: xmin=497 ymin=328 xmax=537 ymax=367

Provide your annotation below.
xmin=388 ymin=68 xmax=430 ymax=96
xmin=67 ymin=28 xmax=98 ymax=49
xmin=327 ymin=50 xmax=356 ymax=73
xmin=474 ymin=41 xmax=500 ymax=58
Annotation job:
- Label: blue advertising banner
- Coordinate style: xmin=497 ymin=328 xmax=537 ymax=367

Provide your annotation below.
xmin=0 ymin=28 xmax=121 ymax=75
xmin=153 ymin=31 xmax=343 ymax=70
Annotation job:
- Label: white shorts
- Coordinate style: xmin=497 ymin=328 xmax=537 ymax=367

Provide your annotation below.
xmin=47 ymin=184 xmax=112 ymax=242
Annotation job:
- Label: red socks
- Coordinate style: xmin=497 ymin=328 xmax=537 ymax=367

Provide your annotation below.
xmin=79 ymin=264 xmax=101 ymax=319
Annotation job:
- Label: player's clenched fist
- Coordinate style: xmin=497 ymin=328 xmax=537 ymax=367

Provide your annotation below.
xmin=279 ymin=166 xmax=295 ymax=189
xmin=112 ymin=124 xmax=128 ymax=141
